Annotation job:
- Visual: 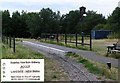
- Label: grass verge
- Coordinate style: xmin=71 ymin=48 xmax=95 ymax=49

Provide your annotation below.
xmin=65 ymin=52 xmax=118 ymax=80
xmin=1 ymin=43 xmax=69 ymax=81
xmin=17 ymin=38 xmax=120 ymax=59
xmin=39 ymin=39 xmax=120 ymax=59
xmin=39 ymin=39 xmax=90 ymax=51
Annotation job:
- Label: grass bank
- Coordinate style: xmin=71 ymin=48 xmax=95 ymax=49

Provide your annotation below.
xmin=39 ymin=39 xmax=90 ymax=51
xmin=16 ymin=38 xmax=120 ymax=59
xmin=65 ymin=52 xmax=118 ymax=80
xmin=38 ymin=39 xmax=120 ymax=59
xmin=1 ymin=43 xmax=69 ymax=81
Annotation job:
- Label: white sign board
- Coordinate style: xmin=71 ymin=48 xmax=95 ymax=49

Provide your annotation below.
xmin=1 ymin=59 xmax=44 ymax=82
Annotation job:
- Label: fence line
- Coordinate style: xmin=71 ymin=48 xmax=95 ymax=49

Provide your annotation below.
xmin=40 ymin=33 xmax=92 ymax=50
xmin=2 ymin=35 xmax=16 ymax=53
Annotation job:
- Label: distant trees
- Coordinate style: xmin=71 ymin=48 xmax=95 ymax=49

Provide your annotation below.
xmin=83 ymin=11 xmax=106 ymax=33
xmin=93 ymin=7 xmax=120 ymax=37
xmin=107 ymin=7 xmax=120 ymax=37
xmin=26 ymin=12 xmax=41 ymax=38
xmin=2 ymin=7 xmax=119 ymax=38
xmin=2 ymin=10 xmax=12 ymax=36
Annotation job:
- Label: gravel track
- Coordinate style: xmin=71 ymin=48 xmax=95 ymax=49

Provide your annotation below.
xmin=21 ymin=41 xmax=102 ymax=81
xmin=26 ymin=41 xmax=118 ymax=68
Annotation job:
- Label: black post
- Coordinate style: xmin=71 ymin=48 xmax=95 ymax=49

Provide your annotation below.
xmin=107 ymin=62 xmax=111 ymax=69
xmin=57 ymin=33 xmax=59 ymax=43
xmin=9 ymin=36 xmax=11 ymax=48
xmin=90 ymin=33 xmax=92 ymax=51
xmin=62 ymin=34 xmax=65 ymax=42
xmin=3 ymin=36 xmax=5 ymax=43
xmin=13 ymin=36 xmax=15 ymax=53
xmin=45 ymin=33 xmax=47 ymax=41
xmin=76 ymin=33 xmax=77 ymax=47
xmin=4 ymin=36 xmax=6 ymax=44
xmin=80 ymin=6 xmax=86 ymax=46
xmin=7 ymin=36 xmax=8 ymax=44
xmin=81 ymin=32 xmax=84 ymax=45
xmin=70 ymin=34 xmax=72 ymax=42
xmin=65 ymin=33 xmax=67 ymax=44
xmin=2 ymin=36 xmax=4 ymax=43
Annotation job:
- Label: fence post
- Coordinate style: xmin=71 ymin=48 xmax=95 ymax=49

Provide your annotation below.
xmin=81 ymin=32 xmax=84 ymax=45
xmin=90 ymin=33 xmax=92 ymax=51
xmin=57 ymin=33 xmax=59 ymax=43
xmin=2 ymin=35 xmax=4 ymax=43
xmin=70 ymin=34 xmax=72 ymax=42
xmin=6 ymin=36 xmax=8 ymax=44
xmin=45 ymin=33 xmax=47 ymax=41
xmin=4 ymin=36 xmax=6 ymax=44
xmin=13 ymin=36 xmax=15 ymax=53
xmin=9 ymin=36 xmax=11 ymax=48
xmin=75 ymin=33 xmax=77 ymax=47
xmin=65 ymin=33 xmax=67 ymax=44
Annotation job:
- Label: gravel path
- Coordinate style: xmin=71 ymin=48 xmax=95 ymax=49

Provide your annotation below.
xmin=25 ymin=41 xmax=118 ymax=68
xmin=21 ymin=41 xmax=102 ymax=81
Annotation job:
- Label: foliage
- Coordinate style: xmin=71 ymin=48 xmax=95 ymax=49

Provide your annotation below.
xmin=2 ymin=10 xmax=12 ymax=36
xmin=65 ymin=52 xmax=118 ymax=80
xmin=82 ymin=11 xmax=106 ymax=34
xmin=107 ymin=7 xmax=120 ymax=37
xmin=2 ymin=7 xmax=119 ymax=38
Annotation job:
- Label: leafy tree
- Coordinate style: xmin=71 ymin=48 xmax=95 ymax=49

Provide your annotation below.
xmin=20 ymin=10 xmax=30 ymax=37
xmin=40 ymin=8 xmax=59 ymax=34
xmin=107 ymin=7 xmax=120 ymax=37
xmin=83 ymin=10 xmax=106 ymax=34
xmin=26 ymin=12 xmax=42 ymax=38
xmin=2 ymin=8 xmax=109 ymax=38
xmin=67 ymin=10 xmax=80 ymax=33
xmin=11 ymin=11 xmax=22 ymax=37
xmin=60 ymin=14 xmax=68 ymax=34
xmin=2 ymin=10 xmax=12 ymax=36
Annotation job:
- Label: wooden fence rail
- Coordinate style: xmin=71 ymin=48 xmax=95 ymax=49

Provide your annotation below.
xmin=2 ymin=35 xmax=16 ymax=53
xmin=40 ymin=33 xmax=92 ymax=50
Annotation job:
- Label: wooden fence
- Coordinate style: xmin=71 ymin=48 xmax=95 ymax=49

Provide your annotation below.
xmin=2 ymin=36 xmax=16 ymax=53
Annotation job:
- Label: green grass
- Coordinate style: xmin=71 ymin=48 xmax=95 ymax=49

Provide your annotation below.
xmin=0 ymin=43 xmax=2 ymax=58
xmin=2 ymin=44 xmax=43 ymax=59
xmin=65 ymin=52 xmax=118 ymax=80
xmin=19 ymin=38 xmax=120 ymax=60
xmin=39 ymin=39 xmax=90 ymax=51
xmin=106 ymin=53 xmax=120 ymax=59
xmin=92 ymin=39 xmax=120 ymax=59
xmin=78 ymin=57 xmax=103 ymax=75
xmin=1 ymin=43 xmax=69 ymax=81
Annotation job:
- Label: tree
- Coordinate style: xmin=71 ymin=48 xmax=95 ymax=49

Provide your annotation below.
xmin=107 ymin=7 xmax=120 ymax=37
xmin=11 ymin=11 xmax=22 ymax=37
xmin=94 ymin=24 xmax=111 ymax=30
xmin=2 ymin=8 xmax=108 ymax=38
xmin=83 ymin=10 xmax=106 ymax=34
xmin=2 ymin=10 xmax=12 ymax=36
xmin=40 ymin=8 xmax=61 ymax=34
xmin=20 ymin=10 xmax=30 ymax=37
xmin=67 ymin=10 xmax=80 ymax=33
xmin=26 ymin=12 xmax=42 ymax=38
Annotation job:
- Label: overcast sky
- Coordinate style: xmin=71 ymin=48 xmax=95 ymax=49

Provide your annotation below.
xmin=0 ymin=0 xmax=120 ymax=17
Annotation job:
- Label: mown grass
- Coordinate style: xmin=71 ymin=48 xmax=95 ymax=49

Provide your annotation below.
xmin=39 ymin=38 xmax=120 ymax=59
xmin=92 ymin=39 xmax=120 ymax=59
xmin=39 ymin=39 xmax=90 ymax=51
xmin=65 ymin=52 xmax=118 ymax=80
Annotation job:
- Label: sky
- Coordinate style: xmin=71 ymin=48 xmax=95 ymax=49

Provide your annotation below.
xmin=0 ymin=0 xmax=120 ymax=17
